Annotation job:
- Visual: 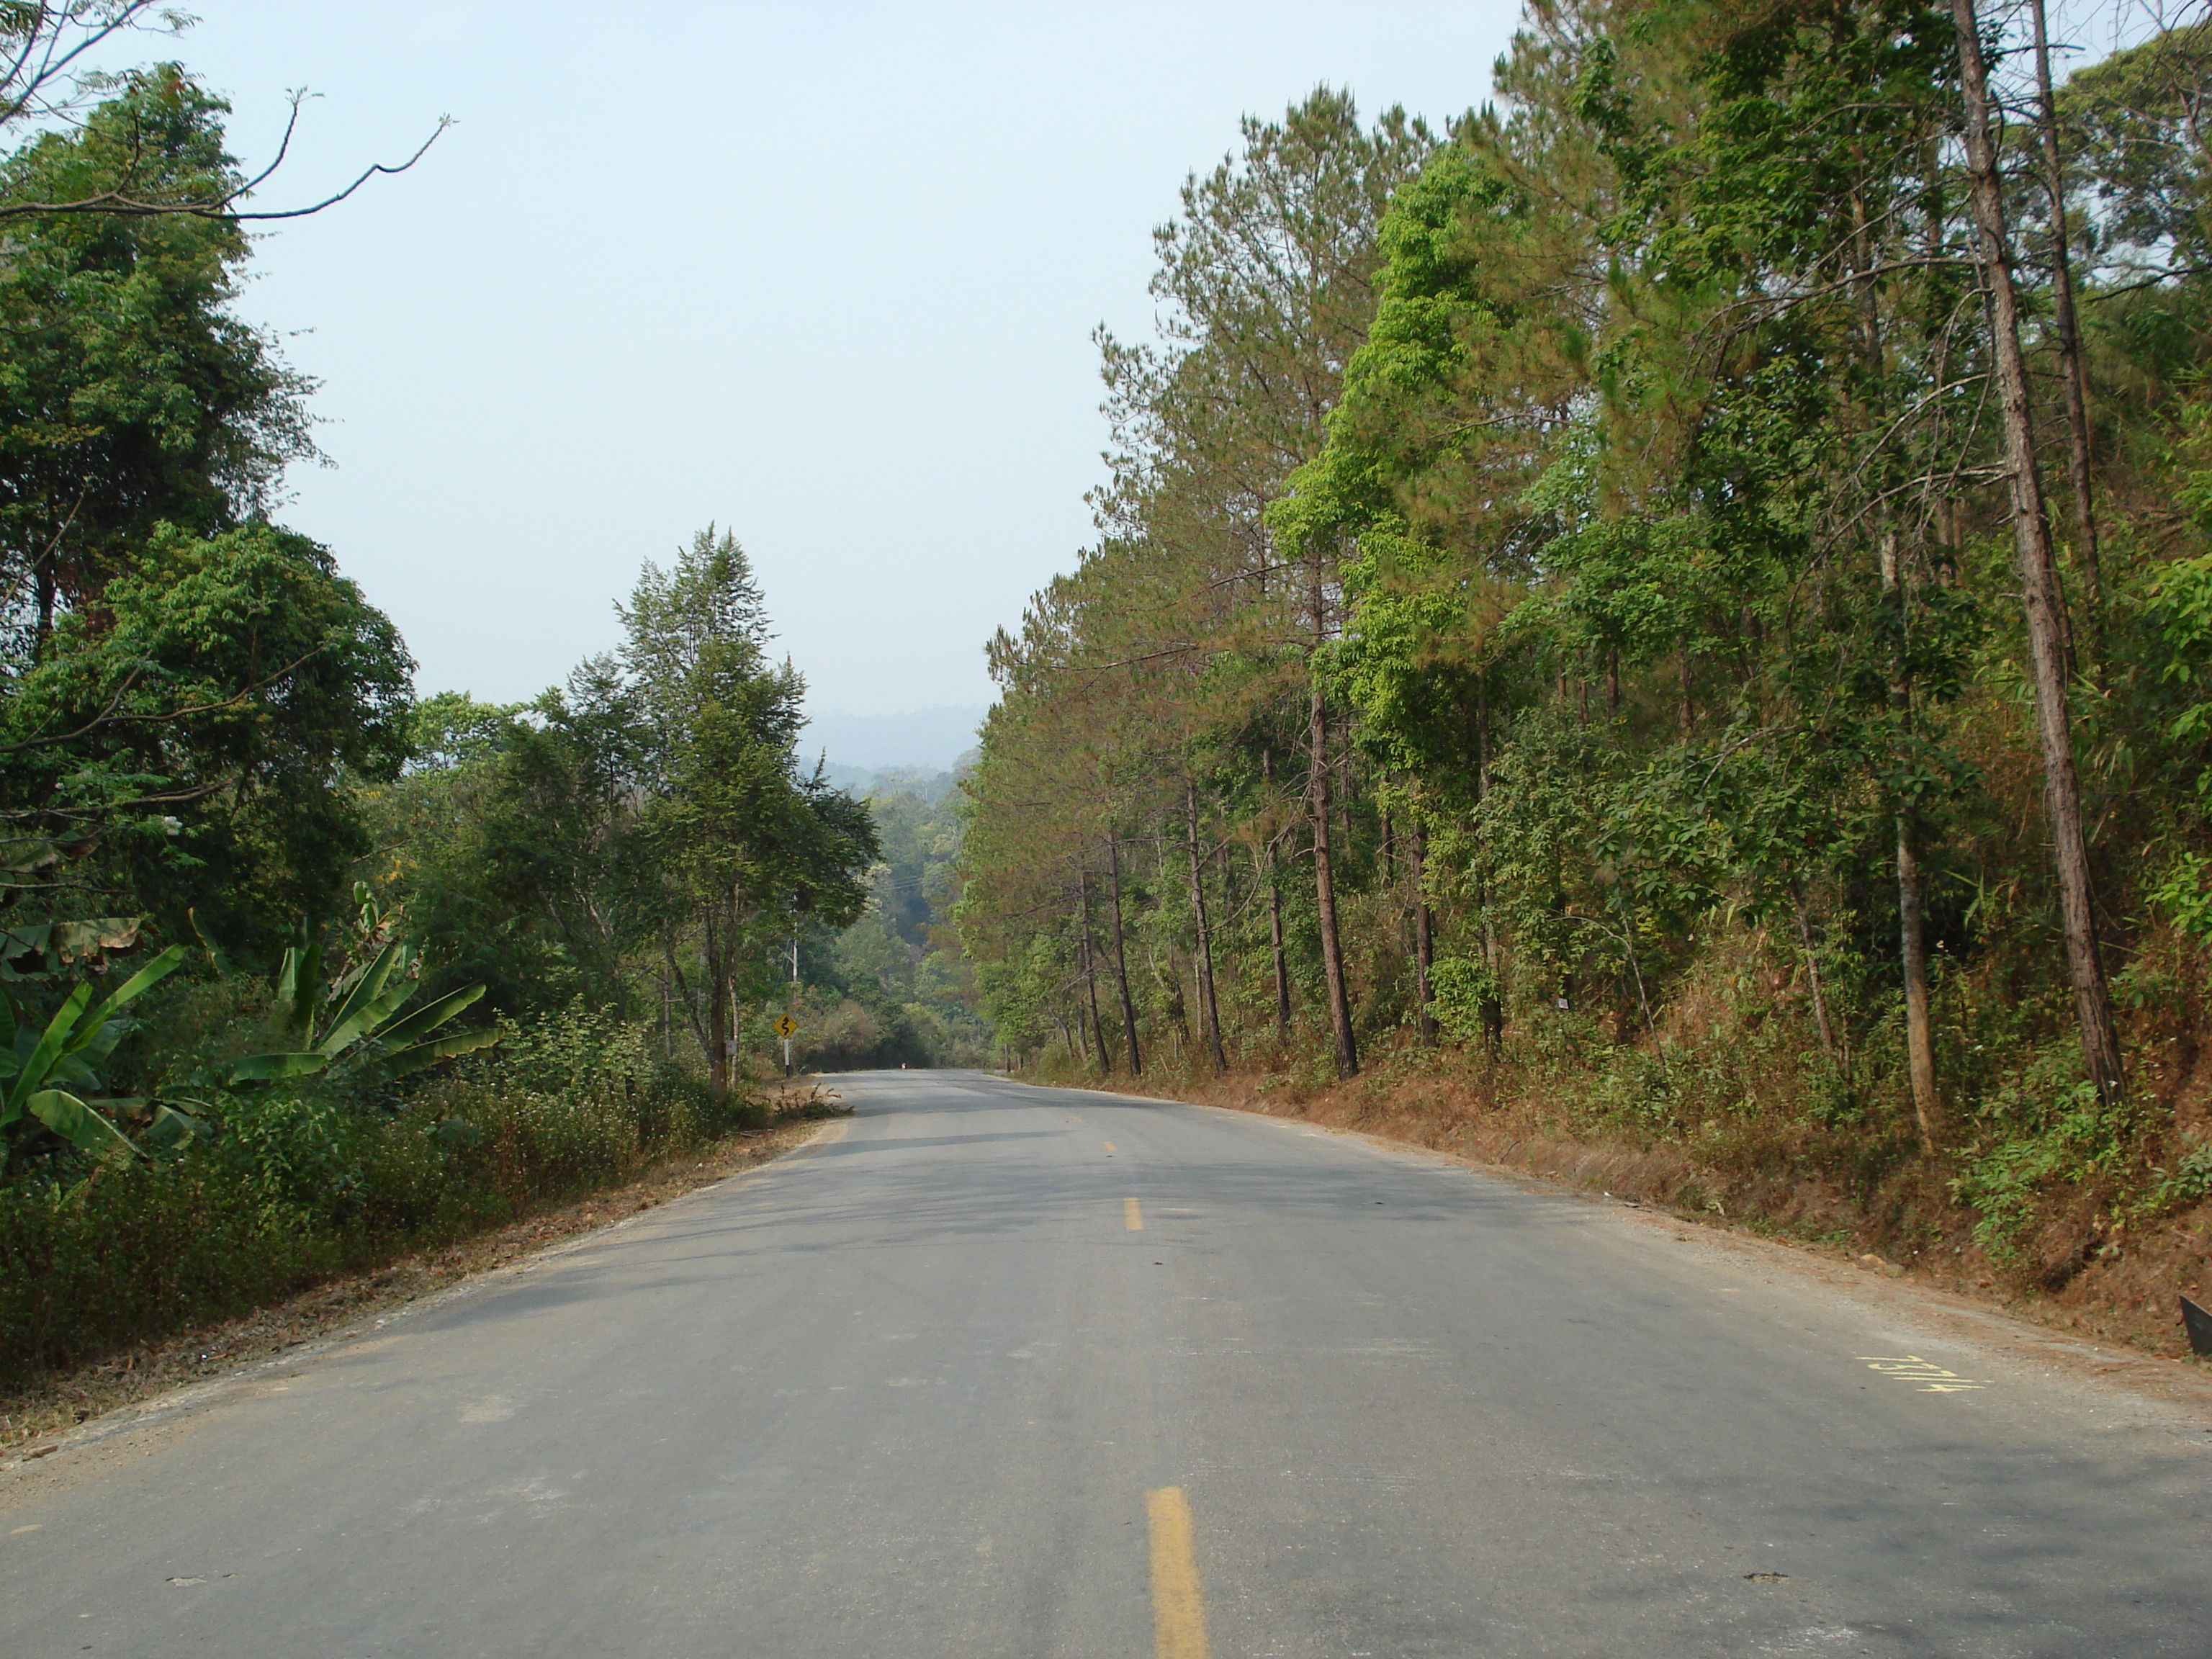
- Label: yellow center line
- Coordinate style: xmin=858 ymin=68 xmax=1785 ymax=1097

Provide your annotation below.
xmin=1125 ymin=1196 xmax=1143 ymax=1231
xmin=1146 ymin=1486 xmax=1210 ymax=1659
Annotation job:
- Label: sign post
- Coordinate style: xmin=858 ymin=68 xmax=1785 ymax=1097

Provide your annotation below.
xmin=774 ymin=1012 xmax=797 ymax=1074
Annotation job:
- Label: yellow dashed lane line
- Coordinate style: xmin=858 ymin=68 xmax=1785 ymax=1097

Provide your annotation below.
xmin=1146 ymin=1486 xmax=1210 ymax=1659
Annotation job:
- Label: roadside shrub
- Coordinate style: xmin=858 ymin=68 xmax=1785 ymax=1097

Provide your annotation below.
xmin=1951 ymin=1051 xmax=2141 ymax=1260
xmin=2149 ymin=1138 xmax=2212 ymax=1214
xmin=0 ymin=1001 xmax=747 ymax=1388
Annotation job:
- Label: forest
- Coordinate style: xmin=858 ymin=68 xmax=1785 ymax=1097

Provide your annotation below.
xmin=954 ymin=0 xmax=2212 ymax=1332
xmin=0 ymin=11 xmax=922 ymax=1389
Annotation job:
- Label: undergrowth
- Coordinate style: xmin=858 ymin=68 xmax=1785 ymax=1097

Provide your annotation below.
xmin=0 ymin=1002 xmax=768 ymax=1388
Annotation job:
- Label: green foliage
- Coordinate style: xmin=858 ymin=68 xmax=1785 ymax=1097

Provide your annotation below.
xmin=0 ymin=58 xmax=907 ymax=1393
xmin=0 ymin=943 xmax=187 ymax=1174
xmin=0 ymin=1002 xmax=739 ymax=1384
xmin=221 ymin=930 xmax=495 ymax=1086
xmin=0 ymin=517 xmax=413 ymax=945
xmin=1951 ymin=1057 xmax=2140 ymax=1259
xmin=2145 ymin=547 xmax=2212 ymax=807
xmin=2148 ymin=850 xmax=2212 ymax=946
xmin=350 ymin=532 xmax=884 ymax=1089
xmin=0 ymin=67 xmax=315 ymax=595
xmin=2062 ymin=24 xmax=2212 ymax=278
xmin=2151 ymin=1139 xmax=2212 ymax=1212
xmin=827 ymin=773 xmax=989 ymax=1066
xmin=1426 ymin=955 xmax=1497 ymax=1044
xmin=957 ymin=2 xmax=2212 ymax=1291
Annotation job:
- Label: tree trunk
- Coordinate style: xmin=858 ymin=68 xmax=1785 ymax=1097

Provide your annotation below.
xmin=1953 ymin=0 xmax=2126 ymax=1106
xmin=2029 ymin=0 xmax=2103 ymax=650
xmin=1411 ymin=818 xmax=1437 ymax=1046
xmin=1078 ymin=868 xmax=1114 ymax=1074
xmin=1791 ymin=884 xmax=1843 ymax=1078
xmin=1882 ymin=529 xmax=1941 ymax=1143
xmin=1261 ymin=748 xmax=1292 ymax=1037
xmin=1185 ymin=778 xmax=1228 ymax=1074
xmin=32 ymin=566 xmax=55 ymax=662
xmin=659 ymin=962 xmax=673 ymax=1062
xmin=1473 ymin=678 xmax=1503 ymax=1053
xmin=1105 ymin=837 xmax=1143 ymax=1077
xmin=1897 ymin=817 xmax=1939 ymax=1143
xmin=1309 ymin=685 xmax=1359 ymax=1078
xmin=1264 ymin=848 xmax=1291 ymax=1037
xmin=704 ymin=905 xmax=730 ymax=1105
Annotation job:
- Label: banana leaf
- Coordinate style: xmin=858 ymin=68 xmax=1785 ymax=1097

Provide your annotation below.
xmin=0 ymin=918 xmax=148 ymax=976
xmin=61 ymin=945 xmax=186 ymax=1063
xmin=47 ymin=1053 xmax=100 ymax=1091
xmin=49 ymin=917 xmax=148 ymax=966
xmin=385 ymin=1026 xmax=501 ymax=1077
xmin=25 ymin=1088 xmax=135 ymax=1160
xmin=140 ymin=1103 xmax=209 ymax=1156
xmin=189 ymin=909 xmax=233 ymax=979
xmin=374 ymin=983 xmax=486 ymax=1051
xmin=273 ymin=945 xmax=300 ymax=1020
xmin=222 ymin=1051 xmax=331 ymax=1083
xmin=3 ymin=984 xmax=91 ymax=1124
xmin=274 ymin=932 xmax=324 ymax=1046
xmin=0 ymin=837 xmax=66 ymax=875
xmin=315 ymin=980 xmax=416 ymax=1060
xmin=320 ymin=941 xmax=406 ymax=1043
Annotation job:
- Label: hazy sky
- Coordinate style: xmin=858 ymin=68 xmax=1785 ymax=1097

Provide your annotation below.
xmin=113 ymin=2 xmax=1526 ymax=719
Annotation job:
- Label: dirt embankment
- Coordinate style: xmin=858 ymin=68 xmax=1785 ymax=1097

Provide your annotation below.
xmin=1056 ymin=1065 xmax=2212 ymax=1367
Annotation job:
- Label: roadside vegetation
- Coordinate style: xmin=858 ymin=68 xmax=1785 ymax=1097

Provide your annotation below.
xmin=953 ymin=1 xmax=2212 ymax=1343
xmin=809 ymin=769 xmax=994 ymax=1069
xmin=0 ymin=10 xmax=891 ymax=1389
xmin=14 ymin=0 xmax=2212 ymax=1394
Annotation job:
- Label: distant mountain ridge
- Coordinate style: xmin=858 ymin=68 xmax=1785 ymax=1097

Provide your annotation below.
xmin=815 ymin=762 xmax=961 ymax=804
xmin=801 ymin=705 xmax=986 ymax=773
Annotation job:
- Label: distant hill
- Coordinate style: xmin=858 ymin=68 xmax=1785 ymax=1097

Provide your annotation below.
xmin=816 ymin=762 xmax=963 ymax=804
xmin=801 ymin=705 xmax=986 ymax=773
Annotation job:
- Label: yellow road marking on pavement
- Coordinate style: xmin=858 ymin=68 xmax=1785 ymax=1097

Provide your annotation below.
xmin=1859 ymin=1354 xmax=1987 ymax=1392
xmin=1146 ymin=1486 xmax=1210 ymax=1659
xmin=1125 ymin=1196 xmax=1143 ymax=1230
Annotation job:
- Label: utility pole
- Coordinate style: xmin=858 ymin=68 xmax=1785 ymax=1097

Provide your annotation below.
xmin=783 ymin=927 xmax=798 ymax=1075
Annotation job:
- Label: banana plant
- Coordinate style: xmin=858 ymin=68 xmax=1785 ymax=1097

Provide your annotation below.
xmin=0 ymin=945 xmax=192 ymax=1163
xmin=0 ymin=915 xmax=150 ymax=981
xmin=223 ymin=935 xmax=497 ymax=1084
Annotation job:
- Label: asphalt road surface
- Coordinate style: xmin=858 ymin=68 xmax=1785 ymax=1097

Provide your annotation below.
xmin=3 ymin=1069 xmax=2208 ymax=1658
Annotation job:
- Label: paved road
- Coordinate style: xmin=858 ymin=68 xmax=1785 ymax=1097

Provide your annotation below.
xmin=3 ymin=1070 xmax=2208 ymax=1657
